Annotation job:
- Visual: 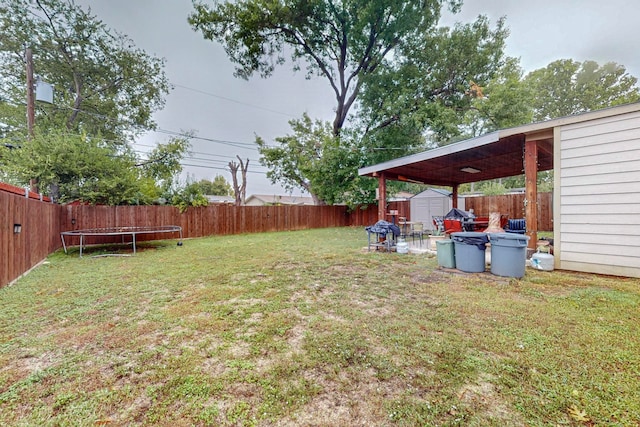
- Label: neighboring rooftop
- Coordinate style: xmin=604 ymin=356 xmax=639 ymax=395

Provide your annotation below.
xmin=205 ymin=195 xmax=235 ymax=204
xmin=244 ymin=194 xmax=315 ymax=206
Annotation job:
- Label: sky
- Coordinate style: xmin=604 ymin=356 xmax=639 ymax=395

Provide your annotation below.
xmin=75 ymin=0 xmax=640 ymax=196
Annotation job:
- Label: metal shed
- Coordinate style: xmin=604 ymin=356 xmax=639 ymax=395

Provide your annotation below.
xmin=359 ymin=102 xmax=640 ymax=278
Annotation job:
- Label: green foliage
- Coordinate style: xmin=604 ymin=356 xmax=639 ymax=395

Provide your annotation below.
xmin=524 ymin=59 xmax=640 ymax=121
xmin=1 ymin=130 xmax=190 ymax=204
xmin=257 ymin=113 xmax=333 ymax=204
xmin=358 ymin=15 xmax=510 ymax=145
xmin=190 ymin=0 xmax=463 ymax=135
xmin=462 ymin=57 xmax=534 ymax=136
xmin=141 ymin=137 xmax=190 ymax=184
xmin=193 ymin=175 xmax=233 ymax=196
xmin=169 ymin=181 xmax=209 ymax=213
xmin=0 ymin=0 xmax=169 ymax=141
xmin=479 ymin=181 xmax=507 ymax=196
xmin=2 ymin=130 xmax=144 ymax=204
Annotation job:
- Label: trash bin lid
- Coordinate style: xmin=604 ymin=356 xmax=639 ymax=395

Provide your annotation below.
xmin=451 ymin=232 xmax=487 ymax=238
xmin=489 ymin=232 xmax=530 ymax=248
xmin=451 ymin=232 xmax=489 ymax=249
xmin=488 ymin=232 xmax=531 ymax=241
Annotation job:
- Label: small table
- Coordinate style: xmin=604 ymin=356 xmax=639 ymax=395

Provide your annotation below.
xmin=366 ymin=230 xmax=396 ymax=252
xmin=463 ymin=220 xmax=489 ymax=232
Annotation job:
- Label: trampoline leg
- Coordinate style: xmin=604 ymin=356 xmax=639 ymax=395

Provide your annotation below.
xmin=61 ymin=235 xmax=67 ymax=254
xmin=80 ymin=234 xmax=84 ymax=257
xmin=132 ymin=233 xmax=136 ymax=255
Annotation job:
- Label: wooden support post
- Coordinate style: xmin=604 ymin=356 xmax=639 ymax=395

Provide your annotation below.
xmin=524 ymin=139 xmax=538 ymax=249
xmin=377 ymin=172 xmax=387 ymax=221
xmin=452 ymin=184 xmax=458 ymax=209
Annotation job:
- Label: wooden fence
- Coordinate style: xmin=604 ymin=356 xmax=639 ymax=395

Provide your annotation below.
xmin=1 ymin=191 xmax=63 ymax=288
xmin=464 ymin=192 xmax=553 ymax=231
xmin=2 ymin=193 xmax=395 ymax=287
xmin=58 ymin=204 xmax=371 ymax=246
xmin=2 ymin=190 xmax=551 ymax=288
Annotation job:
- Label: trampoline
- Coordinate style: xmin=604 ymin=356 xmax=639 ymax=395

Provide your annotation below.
xmin=61 ymin=225 xmax=183 ymax=257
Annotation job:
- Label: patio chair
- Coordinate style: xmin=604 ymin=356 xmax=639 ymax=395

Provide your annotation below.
xmin=432 ymin=216 xmax=444 ymax=234
xmin=409 ymin=222 xmax=425 ymax=246
xmin=443 ymin=219 xmax=463 ymax=234
xmin=505 ymin=218 xmax=526 ymax=234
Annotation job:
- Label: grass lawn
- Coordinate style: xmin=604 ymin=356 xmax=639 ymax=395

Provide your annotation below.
xmin=1 ymin=227 xmax=639 ymax=426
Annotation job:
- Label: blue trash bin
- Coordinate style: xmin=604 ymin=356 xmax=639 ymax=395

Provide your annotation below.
xmin=451 ymin=232 xmax=489 ymax=273
xmin=489 ymin=233 xmax=531 ymax=278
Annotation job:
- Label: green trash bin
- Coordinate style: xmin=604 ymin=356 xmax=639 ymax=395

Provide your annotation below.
xmin=436 ymin=239 xmax=456 ymax=268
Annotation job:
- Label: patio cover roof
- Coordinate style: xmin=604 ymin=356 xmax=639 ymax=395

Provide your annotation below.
xmin=359 ymin=128 xmax=553 ymax=187
xmin=358 ymin=103 xmax=640 ymax=187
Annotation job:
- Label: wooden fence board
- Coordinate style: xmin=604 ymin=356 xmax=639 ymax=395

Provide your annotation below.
xmin=464 ymin=192 xmax=553 ymax=231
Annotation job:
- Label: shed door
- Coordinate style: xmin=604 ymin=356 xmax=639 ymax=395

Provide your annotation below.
xmin=412 ymin=197 xmax=449 ymax=231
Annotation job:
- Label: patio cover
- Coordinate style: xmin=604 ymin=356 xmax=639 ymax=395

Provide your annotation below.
xmin=359 ymin=104 xmax=640 ymax=188
xmin=358 ymin=130 xmax=554 ymax=187
xmin=357 ymin=108 xmax=640 ymax=249
xmin=359 ymin=103 xmax=640 ymax=255
xmin=359 ymin=104 xmax=640 ymax=249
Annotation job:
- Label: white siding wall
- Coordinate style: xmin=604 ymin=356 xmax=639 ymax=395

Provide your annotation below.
xmin=558 ymin=110 xmax=640 ymax=277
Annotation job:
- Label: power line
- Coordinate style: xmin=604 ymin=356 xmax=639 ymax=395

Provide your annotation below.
xmin=152 ymin=128 xmax=259 ymax=151
xmin=133 ymin=142 xmax=261 ymax=162
xmin=15 ymin=91 xmax=281 ymax=155
xmin=51 ymin=104 xmax=261 ymax=149
xmin=172 ymin=83 xmax=297 ymax=118
xmin=179 ymin=162 xmax=267 ymax=174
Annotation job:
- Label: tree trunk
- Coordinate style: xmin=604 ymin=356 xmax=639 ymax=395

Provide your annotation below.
xmin=229 ymin=156 xmax=249 ymax=206
xmin=229 ymin=161 xmax=241 ymax=206
xmin=238 ymin=155 xmax=249 ymax=205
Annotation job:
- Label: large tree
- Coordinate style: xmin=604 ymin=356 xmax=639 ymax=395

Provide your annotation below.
xmin=357 ymin=15 xmax=509 ymax=147
xmin=460 ymin=57 xmax=534 ymax=138
xmin=458 ymin=58 xmax=640 ymax=194
xmin=0 ymin=0 xmax=192 ymax=205
xmin=189 ymin=0 xmax=462 ymax=135
xmin=257 ymin=113 xmax=335 ymax=205
xmin=524 ymin=59 xmax=640 ymax=121
xmin=193 ymin=175 xmax=233 ymax=196
xmin=0 ymin=0 xmax=170 ymax=141
xmin=0 ymin=130 xmax=190 ymax=204
xmin=253 ymin=12 xmax=508 ymax=205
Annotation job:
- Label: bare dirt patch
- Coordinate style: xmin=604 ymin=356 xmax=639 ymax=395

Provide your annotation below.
xmin=457 ymin=374 xmax=525 ymax=425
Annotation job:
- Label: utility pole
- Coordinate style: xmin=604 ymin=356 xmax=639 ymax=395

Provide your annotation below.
xmin=25 ymin=48 xmax=38 ymax=193
xmin=26 ymin=48 xmax=35 ymax=138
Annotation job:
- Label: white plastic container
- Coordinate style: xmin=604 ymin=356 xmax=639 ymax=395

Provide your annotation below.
xmin=531 ymin=252 xmax=554 ymax=271
xmin=396 ymin=238 xmax=409 ymax=254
